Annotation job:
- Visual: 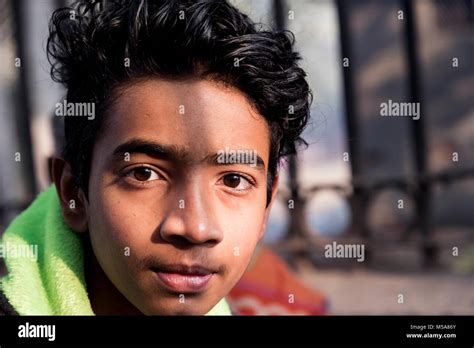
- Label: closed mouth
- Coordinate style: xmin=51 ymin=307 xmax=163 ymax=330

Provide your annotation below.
xmin=150 ymin=264 xmax=217 ymax=293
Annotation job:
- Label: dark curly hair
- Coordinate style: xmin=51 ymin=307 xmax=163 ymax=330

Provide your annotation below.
xmin=47 ymin=0 xmax=311 ymax=204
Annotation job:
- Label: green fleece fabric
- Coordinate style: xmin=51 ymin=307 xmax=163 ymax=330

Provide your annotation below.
xmin=0 ymin=185 xmax=231 ymax=315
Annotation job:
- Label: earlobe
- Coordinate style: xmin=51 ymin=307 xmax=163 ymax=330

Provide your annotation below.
xmin=51 ymin=157 xmax=89 ymax=233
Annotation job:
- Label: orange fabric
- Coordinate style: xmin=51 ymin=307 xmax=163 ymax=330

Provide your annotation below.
xmin=227 ymin=246 xmax=327 ymax=315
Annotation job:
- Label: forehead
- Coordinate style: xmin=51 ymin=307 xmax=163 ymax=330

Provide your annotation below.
xmin=96 ymin=78 xmax=271 ymax=163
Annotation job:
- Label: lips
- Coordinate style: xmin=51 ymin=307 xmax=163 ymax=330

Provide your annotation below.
xmin=151 ymin=265 xmax=215 ymax=293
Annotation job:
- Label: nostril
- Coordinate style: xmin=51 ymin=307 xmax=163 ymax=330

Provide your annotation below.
xmin=168 ymin=234 xmax=191 ymax=245
xmin=165 ymin=232 xmax=220 ymax=247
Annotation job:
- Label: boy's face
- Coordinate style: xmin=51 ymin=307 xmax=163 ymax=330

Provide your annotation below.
xmin=83 ymin=79 xmax=277 ymax=315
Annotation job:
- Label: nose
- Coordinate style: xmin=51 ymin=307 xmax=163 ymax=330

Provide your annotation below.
xmin=159 ymin=183 xmax=223 ymax=246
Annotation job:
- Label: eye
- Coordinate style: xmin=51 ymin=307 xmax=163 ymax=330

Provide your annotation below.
xmin=222 ymin=174 xmax=253 ymax=191
xmin=126 ymin=167 xmax=161 ymax=182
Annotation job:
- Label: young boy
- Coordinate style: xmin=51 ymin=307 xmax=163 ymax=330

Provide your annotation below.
xmin=0 ymin=0 xmax=311 ymax=315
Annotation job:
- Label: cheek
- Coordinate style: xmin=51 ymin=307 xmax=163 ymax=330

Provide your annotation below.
xmin=216 ymin=216 xmax=262 ymax=295
xmin=216 ymin=202 xmax=266 ymax=274
xmin=220 ymin=207 xmax=265 ymax=247
xmin=86 ymin=187 xmax=160 ymax=268
xmin=215 ymin=188 xmax=267 ymax=244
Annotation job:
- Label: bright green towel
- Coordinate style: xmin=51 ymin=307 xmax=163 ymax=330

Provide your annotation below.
xmin=0 ymin=185 xmax=230 ymax=315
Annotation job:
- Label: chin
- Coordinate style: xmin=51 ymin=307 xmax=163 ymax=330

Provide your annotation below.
xmin=139 ymin=298 xmax=216 ymax=316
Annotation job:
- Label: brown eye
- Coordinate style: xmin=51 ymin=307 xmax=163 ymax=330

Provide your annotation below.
xmin=129 ymin=167 xmax=159 ymax=181
xmin=221 ymin=174 xmax=253 ymax=191
xmin=223 ymin=174 xmax=241 ymax=188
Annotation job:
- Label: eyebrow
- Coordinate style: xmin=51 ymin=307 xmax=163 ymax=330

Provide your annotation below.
xmin=111 ymin=138 xmax=266 ymax=171
xmin=112 ymin=139 xmax=187 ymax=162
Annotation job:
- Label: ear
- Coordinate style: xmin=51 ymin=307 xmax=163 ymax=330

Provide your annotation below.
xmin=51 ymin=156 xmax=89 ymax=233
xmin=259 ymin=174 xmax=279 ymax=239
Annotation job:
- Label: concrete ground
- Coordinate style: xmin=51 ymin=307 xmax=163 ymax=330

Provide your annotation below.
xmin=298 ymin=267 xmax=474 ymax=315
